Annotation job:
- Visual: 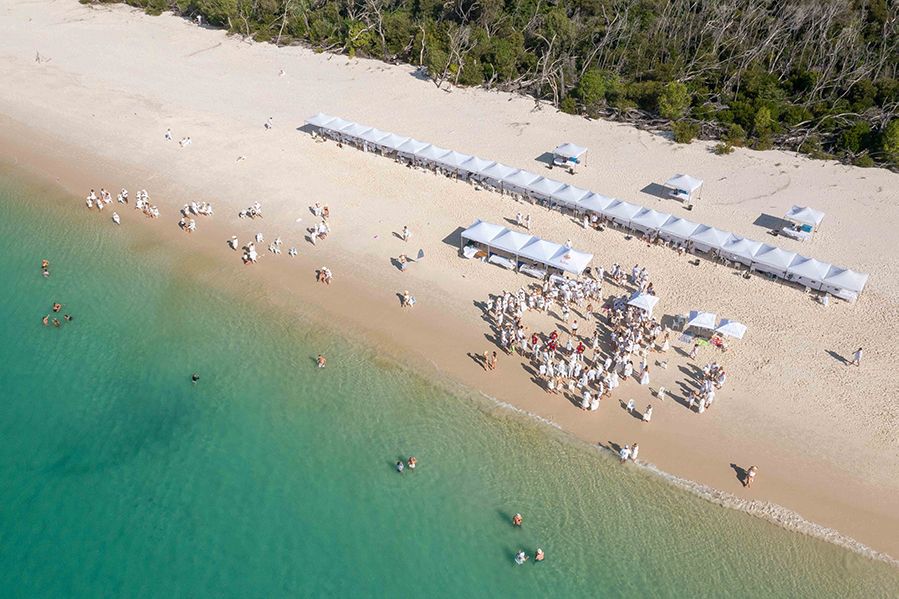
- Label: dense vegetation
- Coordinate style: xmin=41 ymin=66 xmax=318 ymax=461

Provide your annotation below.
xmin=89 ymin=0 xmax=899 ymax=169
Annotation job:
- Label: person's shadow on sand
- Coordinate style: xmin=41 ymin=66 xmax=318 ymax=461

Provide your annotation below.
xmin=730 ymin=463 xmax=748 ymax=485
xmin=826 ymin=350 xmax=848 ymax=365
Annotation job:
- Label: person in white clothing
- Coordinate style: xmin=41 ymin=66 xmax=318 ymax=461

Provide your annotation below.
xmin=619 ymin=445 xmax=631 ymax=463
xmin=642 ymin=404 xmax=653 ymax=423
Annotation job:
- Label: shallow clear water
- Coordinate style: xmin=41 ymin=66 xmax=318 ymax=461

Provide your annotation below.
xmin=1 ymin=172 xmax=897 ymax=598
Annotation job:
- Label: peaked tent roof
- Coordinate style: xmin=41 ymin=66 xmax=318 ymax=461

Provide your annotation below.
xmin=547 ymin=247 xmax=593 ymax=275
xmin=525 ymin=177 xmax=566 ymax=197
xmin=577 ymin=193 xmax=615 ymax=213
xmin=519 ymin=238 xmax=563 ymax=263
xmin=490 ymin=230 xmax=535 ymax=254
xmin=721 ymin=236 xmax=763 ymax=260
xmin=686 ymin=310 xmax=717 ymax=330
xmin=553 ymin=143 xmax=588 ymax=159
xmin=376 ymin=133 xmax=411 ymax=150
xmin=551 ymin=184 xmax=591 ymax=207
xmin=459 ymin=156 xmax=496 ymax=175
xmin=501 ymin=169 xmax=541 ymax=189
xmin=435 ymin=150 xmax=474 ymax=169
xmin=341 ymin=122 xmax=373 ymax=138
xmin=784 ymin=205 xmax=825 ymax=227
xmin=659 ymin=216 xmax=701 ymax=240
xmin=716 ymin=319 xmax=747 ymax=339
xmin=822 ymin=267 xmax=869 ymax=293
xmin=752 ymin=245 xmax=797 ymax=271
xmin=395 ymin=139 xmax=431 ymax=155
xmin=627 ymin=292 xmax=660 ymax=314
xmin=601 ymin=200 xmax=642 ymax=222
xmin=323 ymin=117 xmax=354 ymax=132
xmin=786 ymin=256 xmax=832 ymax=283
xmin=359 ymin=128 xmax=390 ymax=144
xmin=461 ymin=220 xmax=505 ymax=245
xmin=690 ymin=225 xmax=731 ymax=250
xmin=665 ymin=174 xmax=704 ymax=192
xmin=413 ymin=144 xmax=450 ymax=161
xmin=305 ymin=113 xmax=335 ymax=128
xmin=478 ymin=163 xmax=519 ymax=180
xmin=630 ymin=208 xmax=672 ymax=231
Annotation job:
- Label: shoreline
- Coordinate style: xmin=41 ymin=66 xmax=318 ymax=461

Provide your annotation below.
xmin=3 ymin=125 xmax=897 ymax=569
xmin=2 ymin=0 xmax=898 ymax=562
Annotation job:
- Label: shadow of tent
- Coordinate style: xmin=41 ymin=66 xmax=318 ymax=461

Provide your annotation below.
xmin=753 ymin=213 xmax=792 ymax=230
xmin=534 ymin=151 xmax=555 ymax=167
xmin=640 ymin=182 xmax=671 ymax=199
xmin=442 ymin=227 xmax=466 ymax=249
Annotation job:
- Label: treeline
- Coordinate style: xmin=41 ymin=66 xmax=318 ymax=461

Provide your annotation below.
xmin=89 ymin=0 xmax=899 ymax=169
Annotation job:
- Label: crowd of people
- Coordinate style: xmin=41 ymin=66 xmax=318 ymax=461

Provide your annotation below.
xmin=85 ymin=187 xmax=159 ymax=221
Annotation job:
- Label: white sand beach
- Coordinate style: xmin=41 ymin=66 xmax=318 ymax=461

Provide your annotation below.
xmin=1 ymin=1 xmax=898 ymax=558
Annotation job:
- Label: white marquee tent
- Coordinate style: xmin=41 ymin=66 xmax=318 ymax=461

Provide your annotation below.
xmin=821 ymin=267 xmax=869 ymax=294
xmin=786 ymin=256 xmax=832 ymax=288
xmin=501 ymin=169 xmax=541 ymax=192
xmin=490 ymin=229 xmax=535 ymax=257
xmin=414 ymin=145 xmax=451 ymax=162
xmin=720 ymin=236 xmax=763 ymax=266
xmin=435 ymin=151 xmax=474 ymax=171
xmin=525 ymin=177 xmax=566 ymax=199
xmin=690 ymin=225 xmax=731 ymax=252
xmin=601 ymin=200 xmax=642 ymax=225
xmin=627 ymin=292 xmax=660 ymax=315
xmin=460 ymin=219 xmax=505 ymax=247
xmin=548 ymin=247 xmax=594 ymax=275
xmin=664 ymin=174 xmax=704 ymax=203
xmin=785 ymin=205 xmax=825 ymax=229
xmin=751 ymin=245 xmax=797 ymax=276
xmin=658 ymin=216 xmax=700 ymax=243
xmin=630 ymin=208 xmax=671 ymax=233
xmin=552 ymin=184 xmax=591 ymax=208
xmin=686 ymin=310 xmax=717 ymax=331
xmin=716 ymin=319 xmax=747 ymax=339
xmin=459 ymin=220 xmax=593 ymax=275
xmin=460 ymin=156 xmax=496 ymax=175
xmin=577 ymin=193 xmax=615 ymax=214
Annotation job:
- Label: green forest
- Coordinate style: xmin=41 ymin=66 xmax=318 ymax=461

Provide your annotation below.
xmin=89 ymin=0 xmax=899 ymax=169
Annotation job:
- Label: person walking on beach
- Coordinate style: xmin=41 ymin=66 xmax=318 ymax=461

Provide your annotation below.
xmin=490 ymin=351 xmax=498 ymax=371
xmin=264 ymin=117 xmax=273 ymax=129
xmin=483 ymin=350 xmax=490 ymax=371
xmin=401 ymin=225 xmax=412 ymax=242
xmin=165 ymin=128 xmax=172 ymax=141
xmin=689 ymin=343 xmax=699 ymax=359
xmin=619 ymin=445 xmax=631 ymax=463
xmin=850 ymin=347 xmax=862 ymax=367
xmin=744 ymin=465 xmax=758 ymax=488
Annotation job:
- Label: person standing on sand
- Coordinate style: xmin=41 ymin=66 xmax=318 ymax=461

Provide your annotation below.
xmin=689 ymin=343 xmax=699 ymax=359
xmin=164 ymin=128 xmax=172 ymax=141
xmin=744 ymin=465 xmax=758 ymax=488
xmin=490 ymin=351 xmax=498 ymax=370
xmin=402 ymin=225 xmax=412 ymax=242
xmin=619 ymin=445 xmax=631 ymax=463
xmin=642 ymin=404 xmax=653 ymax=423
xmin=525 ymin=214 xmax=531 ymax=230
xmin=483 ymin=350 xmax=490 ymax=371
xmin=630 ymin=443 xmax=639 ymax=461
xmin=850 ymin=347 xmax=862 ymax=367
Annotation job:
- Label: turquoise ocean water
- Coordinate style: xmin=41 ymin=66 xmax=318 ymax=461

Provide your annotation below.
xmin=1 ymin=171 xmax=897 ymax=598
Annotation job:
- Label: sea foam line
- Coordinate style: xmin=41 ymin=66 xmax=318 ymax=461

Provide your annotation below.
xmin=479 ymin=389 xmax=898 ymax=568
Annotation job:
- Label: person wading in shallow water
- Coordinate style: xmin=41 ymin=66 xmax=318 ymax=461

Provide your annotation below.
xmin=191 ymin=373 xmax=200 ymax=384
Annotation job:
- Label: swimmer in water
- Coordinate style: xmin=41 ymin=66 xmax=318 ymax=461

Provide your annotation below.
xmin=512 ymin=513 xmax=522 ymax=527
xmin=396 ymin=461 xmax=404 ymax=473
xmin=41 ymin=259 xmax=49 ymax=269
xmin=64 ymin=314 xmax=72 ymax=322
xmin=42 ymin=314 xmax=49 ymax=326
xmin=317 ymin=354 xmax=327 ymax=368
xmin=407 ymin=457 xmax=416 ymax=470
xmin=52 ymin=318 xmax=61 ymax=327
xmin=514 ymin=550 xmax=528 ymax=565
xmin=52 ymin=303 xmax=62 ymax=312
xmin=191 ymin=373 xmax=200 ymax=383
xmin=535 ymin=548 xmax=545 ymax=562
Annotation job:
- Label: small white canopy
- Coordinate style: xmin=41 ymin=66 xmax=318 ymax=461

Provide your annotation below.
xmin=690 ymin=225 xmax=731 ymax=252
xmin=414 ymin=145 xmax=451 ymax=162
xmin=359 ymin=128 xmax=390 ymax=144
xmin=395 ymin=139 xmax=431 ymax=155
xmin=577 ymin=193 xmax=615 ymax=213
xmin=525 ymin=177 xmax=565 ymax=198
xmin=376 ymin=133 xmax=410 ymax=150
xmin=751 ymin=245 xmax=797 ymax=275
xmin=519 ymin=238 xmax=563 ymax=263
xmin=665 ymin=174 xmax=704 ymax=193
xmin=720 ymin=236 xmax=762 ymax=265
xmin=627 ymin=292 xmax=660 ymax=315
xmin=478 ymin=163 xmax=519 ymax=181
xmin=460 ymin=156 xmax=496 ymax=175
xmin=551 ymin=184 xmax=591 ymax=208
xmin=686 ymin=310 xmax=717 ymax=330
xmin=341 ymin=122 xmax=373 ymax=138
xmin=490 ymin=230 xmax=535 ymax=256
xmin=501 ymin=169 xmax=541 ymax=190
xmin=553 ymin=142 xmax=588 ymax=159
xmin=305 ymin=113 xmax=335 ymax=128
xmin=548 ymin=247 xmax=593 ymax=275
xmin=716 ymin=319 xmax=747 ymax=339
xmin=785 ymin=205 xmax=825 ymax=228
xmin=786 ymin=256 xmax=832 ymax=286
xmin=601 ymin=200 xmax=642 ymax=224
xmin=630 ymin=208 xmax=672 ymax=233
xmin=821 ymin=267 xmax=869 ymax=294
xmin=461 ymin=220 xmax=505 ymax=246
xmin=658 ymin=216 xmax=700 ymax=242
xmin=435 ymin=151 xmax=474 ymax=170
